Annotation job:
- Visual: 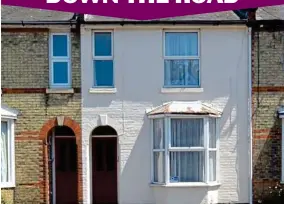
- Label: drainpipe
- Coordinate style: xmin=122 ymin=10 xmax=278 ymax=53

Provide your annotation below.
xmin=248 ymin=26 xmax=253 ymax=204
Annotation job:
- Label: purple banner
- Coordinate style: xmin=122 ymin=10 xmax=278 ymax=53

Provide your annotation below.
xmin=2 ymin=0 xmax=283 ymax=20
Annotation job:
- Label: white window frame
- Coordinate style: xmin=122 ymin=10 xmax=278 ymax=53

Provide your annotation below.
xmin=150 ymin=115 xmax=220 ymax=185
xmin=49 ymin=33 xmax=71 ymax=89
xmin=92 ymin=30 xmax=114 ymax=88
xmin=0 ymin=118 xmax=16 ymax=188
xmin=163 ymin=30 xmax=201 ymax=88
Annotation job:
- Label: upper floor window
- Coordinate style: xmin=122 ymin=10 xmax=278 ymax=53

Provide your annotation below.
xmin=151 ymin=116 xmax=219 ymax=184
xmin=93 ymin=31 xmax=114 ymax=88
xmin=49 ymin=33 xmax=71 ymax=89
xmin=164 ymin=31 xmax=200 ymax=88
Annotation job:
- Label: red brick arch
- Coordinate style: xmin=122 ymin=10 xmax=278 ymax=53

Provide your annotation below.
xmin=39 ymin=116 xmax=81 ymax=143
xmin=39 ymin=116 xmax=83 ymax=204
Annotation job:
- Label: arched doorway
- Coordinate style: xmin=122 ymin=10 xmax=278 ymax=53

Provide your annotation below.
xmin=92 ymin=125 xmax=118 ymax=204
xmin=48 ymin=126 xmax=78 ymax=204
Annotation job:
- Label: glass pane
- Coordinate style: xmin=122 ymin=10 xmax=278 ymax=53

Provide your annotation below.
xmin=209 ymin=118 xmax=217 ymax=148
xmin=153 ymin=119 xmax=164 ymax=149
xmin=53 ymin=62 xmax=68 ymax=84
xmin=209 ymin=151 xmax=217 ymax=182
xmin=94 ymin=60 xmax=114 ymax=87
xmin=52 ymin=35 xmax=68 ymax=57
xmin=153 ymin=152 xmax=164 ymax=183
xmin=171 ymin=119 xmax=204 ymax=147
xmin=1 ymin=121 xmax=9 ymax=183
xmin=170 ymin=151 xmax=204 ymax=182
xmin=94 ymin=32 xmax=112 ymax=56
xmin=164 ymin=59 xmax=199 ymax=87
xmin=165 ymin=32 xmax=198 ymax=56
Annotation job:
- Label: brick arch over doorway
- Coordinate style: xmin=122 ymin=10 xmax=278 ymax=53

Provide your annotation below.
xmin=39 ymin=116 xmax=83 ymax=204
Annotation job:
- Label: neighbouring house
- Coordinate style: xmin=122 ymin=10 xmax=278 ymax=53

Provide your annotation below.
xmin=1 ymin=6 xmax=82 ymax=204
xmin=249 ymin=6 xmax=284 ymax=203
xmin=80 ymin=12 xmax=251 ymax=204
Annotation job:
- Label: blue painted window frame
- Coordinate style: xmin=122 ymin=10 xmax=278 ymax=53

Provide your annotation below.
xmin=163 ymin=31 xmax=201 ymax=88
xmin=93 ymin=31 xmax=114 ymax=88
xmin=49 ymin=33 xmax=71 ymax=88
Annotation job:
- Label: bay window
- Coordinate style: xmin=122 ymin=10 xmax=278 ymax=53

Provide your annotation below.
xmin=1 ymin=105 xmax=17 ymax=188
xmin=151 ymin=115 xmax=219 ymax=184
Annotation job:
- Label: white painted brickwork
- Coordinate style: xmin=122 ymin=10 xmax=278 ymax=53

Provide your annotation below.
xmin=81 ymin=26 xmax=250 ymax=204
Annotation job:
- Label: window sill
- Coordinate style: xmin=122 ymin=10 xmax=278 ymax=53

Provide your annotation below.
xmin=89 ymin=88 xmax=117 ymax=94
xmin=161 ymin=88 xmax=204 ymax=93
xmin=0 ymin=182 xmax=16 ymax=188
xmin=150 ymin=182 xmax=221 ymax=188
xmin=46 ymin=88 xmax=74 ymax=94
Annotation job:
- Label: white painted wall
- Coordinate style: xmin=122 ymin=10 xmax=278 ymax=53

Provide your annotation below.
xmin=81 ymin=25 xmax=249 ymax=204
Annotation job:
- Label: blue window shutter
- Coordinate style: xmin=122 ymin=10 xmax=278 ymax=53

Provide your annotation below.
xmin=53 ymin=35 xmax=68 ymax=57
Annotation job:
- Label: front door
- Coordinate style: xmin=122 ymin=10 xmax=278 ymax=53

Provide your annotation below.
xmin=55 ymin=136 xmax=78 ymax=204
xmin=92 ymin=137 xmax=117 ymax=204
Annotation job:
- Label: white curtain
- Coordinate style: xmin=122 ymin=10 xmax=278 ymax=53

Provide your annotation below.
xmin=1 ymin=121 xmax=8 ymax=183
xmin=164 ymin=32 xmax=199 ymax=87
xmin=165 ymin=32 xmax=198 ymax=56
xmin=170 ymin=119 xmax=204 ymax=182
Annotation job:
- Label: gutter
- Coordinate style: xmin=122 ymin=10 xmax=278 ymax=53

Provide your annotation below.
xmin=82 ymin=19 xmax=284 ymax=26
xmin=2 ymin=19 xmax=283 ymax=27
xmin=83 ymin=20 xmax=248 ymax=25
xmin=1 ymin=20 xmax=77 ymax=26
xmin=248 ymin=27 xmax=253 ymax=204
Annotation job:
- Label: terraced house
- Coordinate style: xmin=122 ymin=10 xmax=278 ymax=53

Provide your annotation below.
xmin=80 ymin=11 xmax=251 ymax=204
xmin=250 ymin=6 xmax=284 ymax=203
xmin=1 ymin=6 xmax=82 ymax=204
xmin=1 ymin=4 xmax=284 ymax=204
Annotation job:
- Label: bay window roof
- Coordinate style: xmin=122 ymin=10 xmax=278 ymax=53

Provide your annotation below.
xmin=146 ymin=101 xmax=222 ymax=117
xmin=1 ymin=104 xmax=19 ymax=119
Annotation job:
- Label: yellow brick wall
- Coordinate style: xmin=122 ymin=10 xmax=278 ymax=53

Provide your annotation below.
xmin=252 ymin=30 xmax=284 ymax=202
xmin=1 ymin=30 xmax=81 ymax=203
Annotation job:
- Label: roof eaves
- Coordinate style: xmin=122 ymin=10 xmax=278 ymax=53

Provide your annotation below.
xmin=83 ymin=19 xmax=248 ymax=25
xmin=1 ymin=19 xmax=78 ymax=26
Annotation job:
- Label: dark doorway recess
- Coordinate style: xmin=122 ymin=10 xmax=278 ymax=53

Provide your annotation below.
xmin=92 ymin=125 xmax=118 ymax=204
xmin=48 ymin=126 xmax=78 ymax=204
